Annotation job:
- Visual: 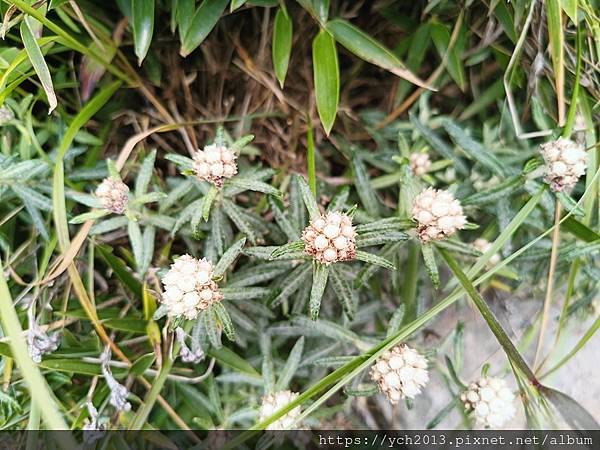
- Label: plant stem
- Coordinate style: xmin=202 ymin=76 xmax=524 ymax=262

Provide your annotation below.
xmin=534 ymin=201 xmax=562 ymax=371
xmin=400 ymin=242 xmax=419 ymax=324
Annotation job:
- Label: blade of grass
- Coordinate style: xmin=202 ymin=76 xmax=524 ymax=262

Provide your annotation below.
xmin=546 ymin=0 xmax=565 ymax=125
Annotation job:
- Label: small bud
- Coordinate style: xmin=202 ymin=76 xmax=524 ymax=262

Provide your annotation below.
xmin=462 ymin=376 xmax=516 ymax=428
xmin=192 ymin=144 xmax=238 ymax=188
xmin=370 ymin=344 xmax=429 ymax=404
xmin=302 ymin=212 xmax=356 ymax=264
xmin=409 ymin=153 xmax=431 ymax=177
xmin=175 ymin=327 xmax=205 ymax=363
xmin=160 ymin=255 xmax=223 ymax=320
xmin=412 ymin=188 xmax=466 ymax=242
xmin=259 ymin=390 xmax=303 ymax=430
xmin=95 ymin=178 xmax=129 ymax=214
xmin=473 ymin=238 xmax=500 ymax=266
xmin=540 ymin=138 xmax=587 ymax=192
xmin=27 ymin=306 xmax=60 ymax=363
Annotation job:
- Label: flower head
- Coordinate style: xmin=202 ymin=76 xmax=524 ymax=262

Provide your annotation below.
xmin=412 ymin=188 xmax=466 ymax=242
xmin=192 ymin=144 xmax=238 ymax=188
xmin=259 ymin=390 xmax=302 ymax=430
xmin=95 ymin=177 xmax=129 ymax=214
xmin=160 ymin=255 xmax=223 ymax=320
xmin=540 ymin=138 xmax=587 ymax=192
xmin=370 ymin=344 xmax=429 ymax=404
xmin=302 ymin=212 xmax=356 ymax=264
xmin=410 ymin=153 xmax=431 ymax=177
xmin=461 ymin=376 xmax=516 ymax=428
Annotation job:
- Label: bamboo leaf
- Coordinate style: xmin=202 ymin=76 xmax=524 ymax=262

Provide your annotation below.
xmin=272 ymin=8 xmax=292 ymax=88
xmin=132 ymin=0 xmax=155 ymax=65
xmin=312 ymin=29 xmax=339 ymax=135
xmin=20 ymin=16 xmax=57 ymax=113
xmin=325 ymin=19 xmax=432 ymax=89
xmin=180 ymin=0 xmax=228 ymax=56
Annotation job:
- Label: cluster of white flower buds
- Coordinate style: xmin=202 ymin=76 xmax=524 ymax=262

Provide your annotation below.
xmin=409 ymin=153 xmax=431 ymax=177
xmin=370 ymin=344 xmax=429 ymax=404
xmin=161 ymin=255 xmax=223 ymax=320
xmin=302 ymin=212 xmax=356 ymax=264
xmin=540 ymin=138 xmax=587 ymax=192
xmin=412 ymin=188 xmax=466 ymax=242
xmin=461 ymin=376 xmax=516 ymax=428
xmin=192 ymin=144 xmax=238 ymax=188
xmin=473 ymin=238 xmax=501 ymax=266
xmin=95 ymin=178 xmax=129 ymax=214
xmin=259 ymin=390 xmax=302 ymax=430
xmin=0 ymin=106 xmax=14 ymax=124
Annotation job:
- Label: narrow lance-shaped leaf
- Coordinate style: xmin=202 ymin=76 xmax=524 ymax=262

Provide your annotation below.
xmin=214 ymin=237 xmax=246 ymax=277
xmin=180 ymin=0 xmax=229 ymax=57
xmin=132 ymin=0 xmax=155 ymax=65
xmin=312 ymin=29 xmax=339 ymax=135
xmin=325 ymin=19 xmax=432 ymax=90
xmin=272 ymin=8 xmax=292 ymax=88
xmin=422 ymin=243 xmax=440 ymax=288
xmin=309 ymin=263 xmax=329 ymax=320
xmin=20 ymin=16 xmax=57 ymax=113
xmin=275 ymin=336 xmax=305 ymax=391
xmin=295 ymin=174 xmax=320 ymax=220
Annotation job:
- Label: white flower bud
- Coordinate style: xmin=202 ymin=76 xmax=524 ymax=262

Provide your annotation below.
xmin=473 ymin=238 xmax=501 ymax=266
xmin=259 ymin=391 xmax=303 ymax=430
xmin=540 ymin=138 xmax=587 ymax=192
xmin=410 ymin=153 xmax=432 ymax=177
xmin=412 ymin=188 xmax=466 ymax=242
xmin=370 ymin=344 xmax=429 ymax=404
xmin=160 ymin=255 xmax=222 ymax=319
xmin=95 ymin=178 xmax=129 ymax=214
xmin=462 ymin=376 xmax=516 ymax=428
xmin=192 ymin=144 xmax=238 ymax=188
xmin=301 ymin=212 xmax=356 ymax=264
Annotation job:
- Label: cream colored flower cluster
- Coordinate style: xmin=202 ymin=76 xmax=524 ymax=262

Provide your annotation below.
xmin=410 ymin=152 xmax=431 ymax=177
xmin=540 ymin=138 xmax=587 ymax=192
xmin=302 ymin=212 xmax=356 ymax=264
xmin=95 ymin=178 xmax=129 ymax=214
xmin=370 ymin=344 xmax=429 ymax=404
xmin=461 ymin=376 xmax=516 ymax=428
xmin=192 ymin=144 xmax=238 ymax=187
xmin=161 ymin=255 xmax=223 ymax=320
xmin=259 ymin=390 xmax=302 ymax=430
xmin=412 ymin=188 xmax=466 ymax=242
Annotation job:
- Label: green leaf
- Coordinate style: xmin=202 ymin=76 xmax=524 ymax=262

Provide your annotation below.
xmin=214 ymin=237 xmax=246 ymax=277
xmin=386 ymin=304 xmax=405 ymax=338
xmin=546 ymin=0 xmax=565 ymax=124
xmin=560 ymin=0 xmax=577 ymax=23
xmin=325 ymin=19 xmax=431 ymax=89
xmin=421 ymin=243 xmax=440 ymax=288
xmin=355 ymin=250 xmax=395 ymax=270
xmin=272 ymin=8 xmax=292 ymax=88
xmin=69 ymin=209 xmax=109 ymax=224
xmin=97 ymin=244 xmax=143 ymax=299
xmin=295 ymin=174 xmax=320 ymax=220
xmin=351 ymin=155 xmax=379 ymax=217
xmin=230 ymin=0 xmax=248 ymax=11
xmin=203 ymin=308 xmax=222 ymax=348
xmin=442 ymin=119 xmax=506 ymax=177
xmin=556 ymin=191 xmax=585 ymax=217
xmin=214 ymin=303 xmax=235 ymax=341
xmin=226 ymin=178 xmax=281 ymax=196
xmin=312 ymin=29 xmax=339 ymax=135
xmin=202 ymin=185 xmax=219 ymax=221
xmin=309 ymin=263 xmax=329 ymax=320
xmin=135 ymin=149 xmax=157 ymax=197
xmin=132 ymin=191 xmax=166 ymax=205
xmin=269 ymin=262 xmax=312 ymax=307
xmin=180 ymin=0 xmax=229 ymax=56
xmin=132 ymin=0 xmax=155 ymax=65
xmin=222 ymin=199 xmax=258 ymax=244
xmin=128 ymin=220 xmax=144 ymax=271
xmin=430 ymin=22 xmax=466 ymax=91
xmin=329 ymin=266 xmax=356 ymax=319
xmin=269 ymin=196 xmax=300 ymax=241
xmin=20 ymin=16 xmax=57 ymax=113
xmin=356 ymin=231 xmax=409 ymax=248
xmin=269 ymin=240 xmax=304 ymax=259
xmin=130 ymin=353 xmax=156 ymax=376
xmin=275 ymin=337 xmax=304 ymax=391
xmin=207 ymin=346 xmax=260 ymax=377
xmin=165 ymin=153 xmax=194 ymax=170
xmin=103 ymin=317 xmax=148 ymax=333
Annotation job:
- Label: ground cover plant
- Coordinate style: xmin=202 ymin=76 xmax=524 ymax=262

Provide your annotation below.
xmin=0 ymin=0 xmax=599 ymax=440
